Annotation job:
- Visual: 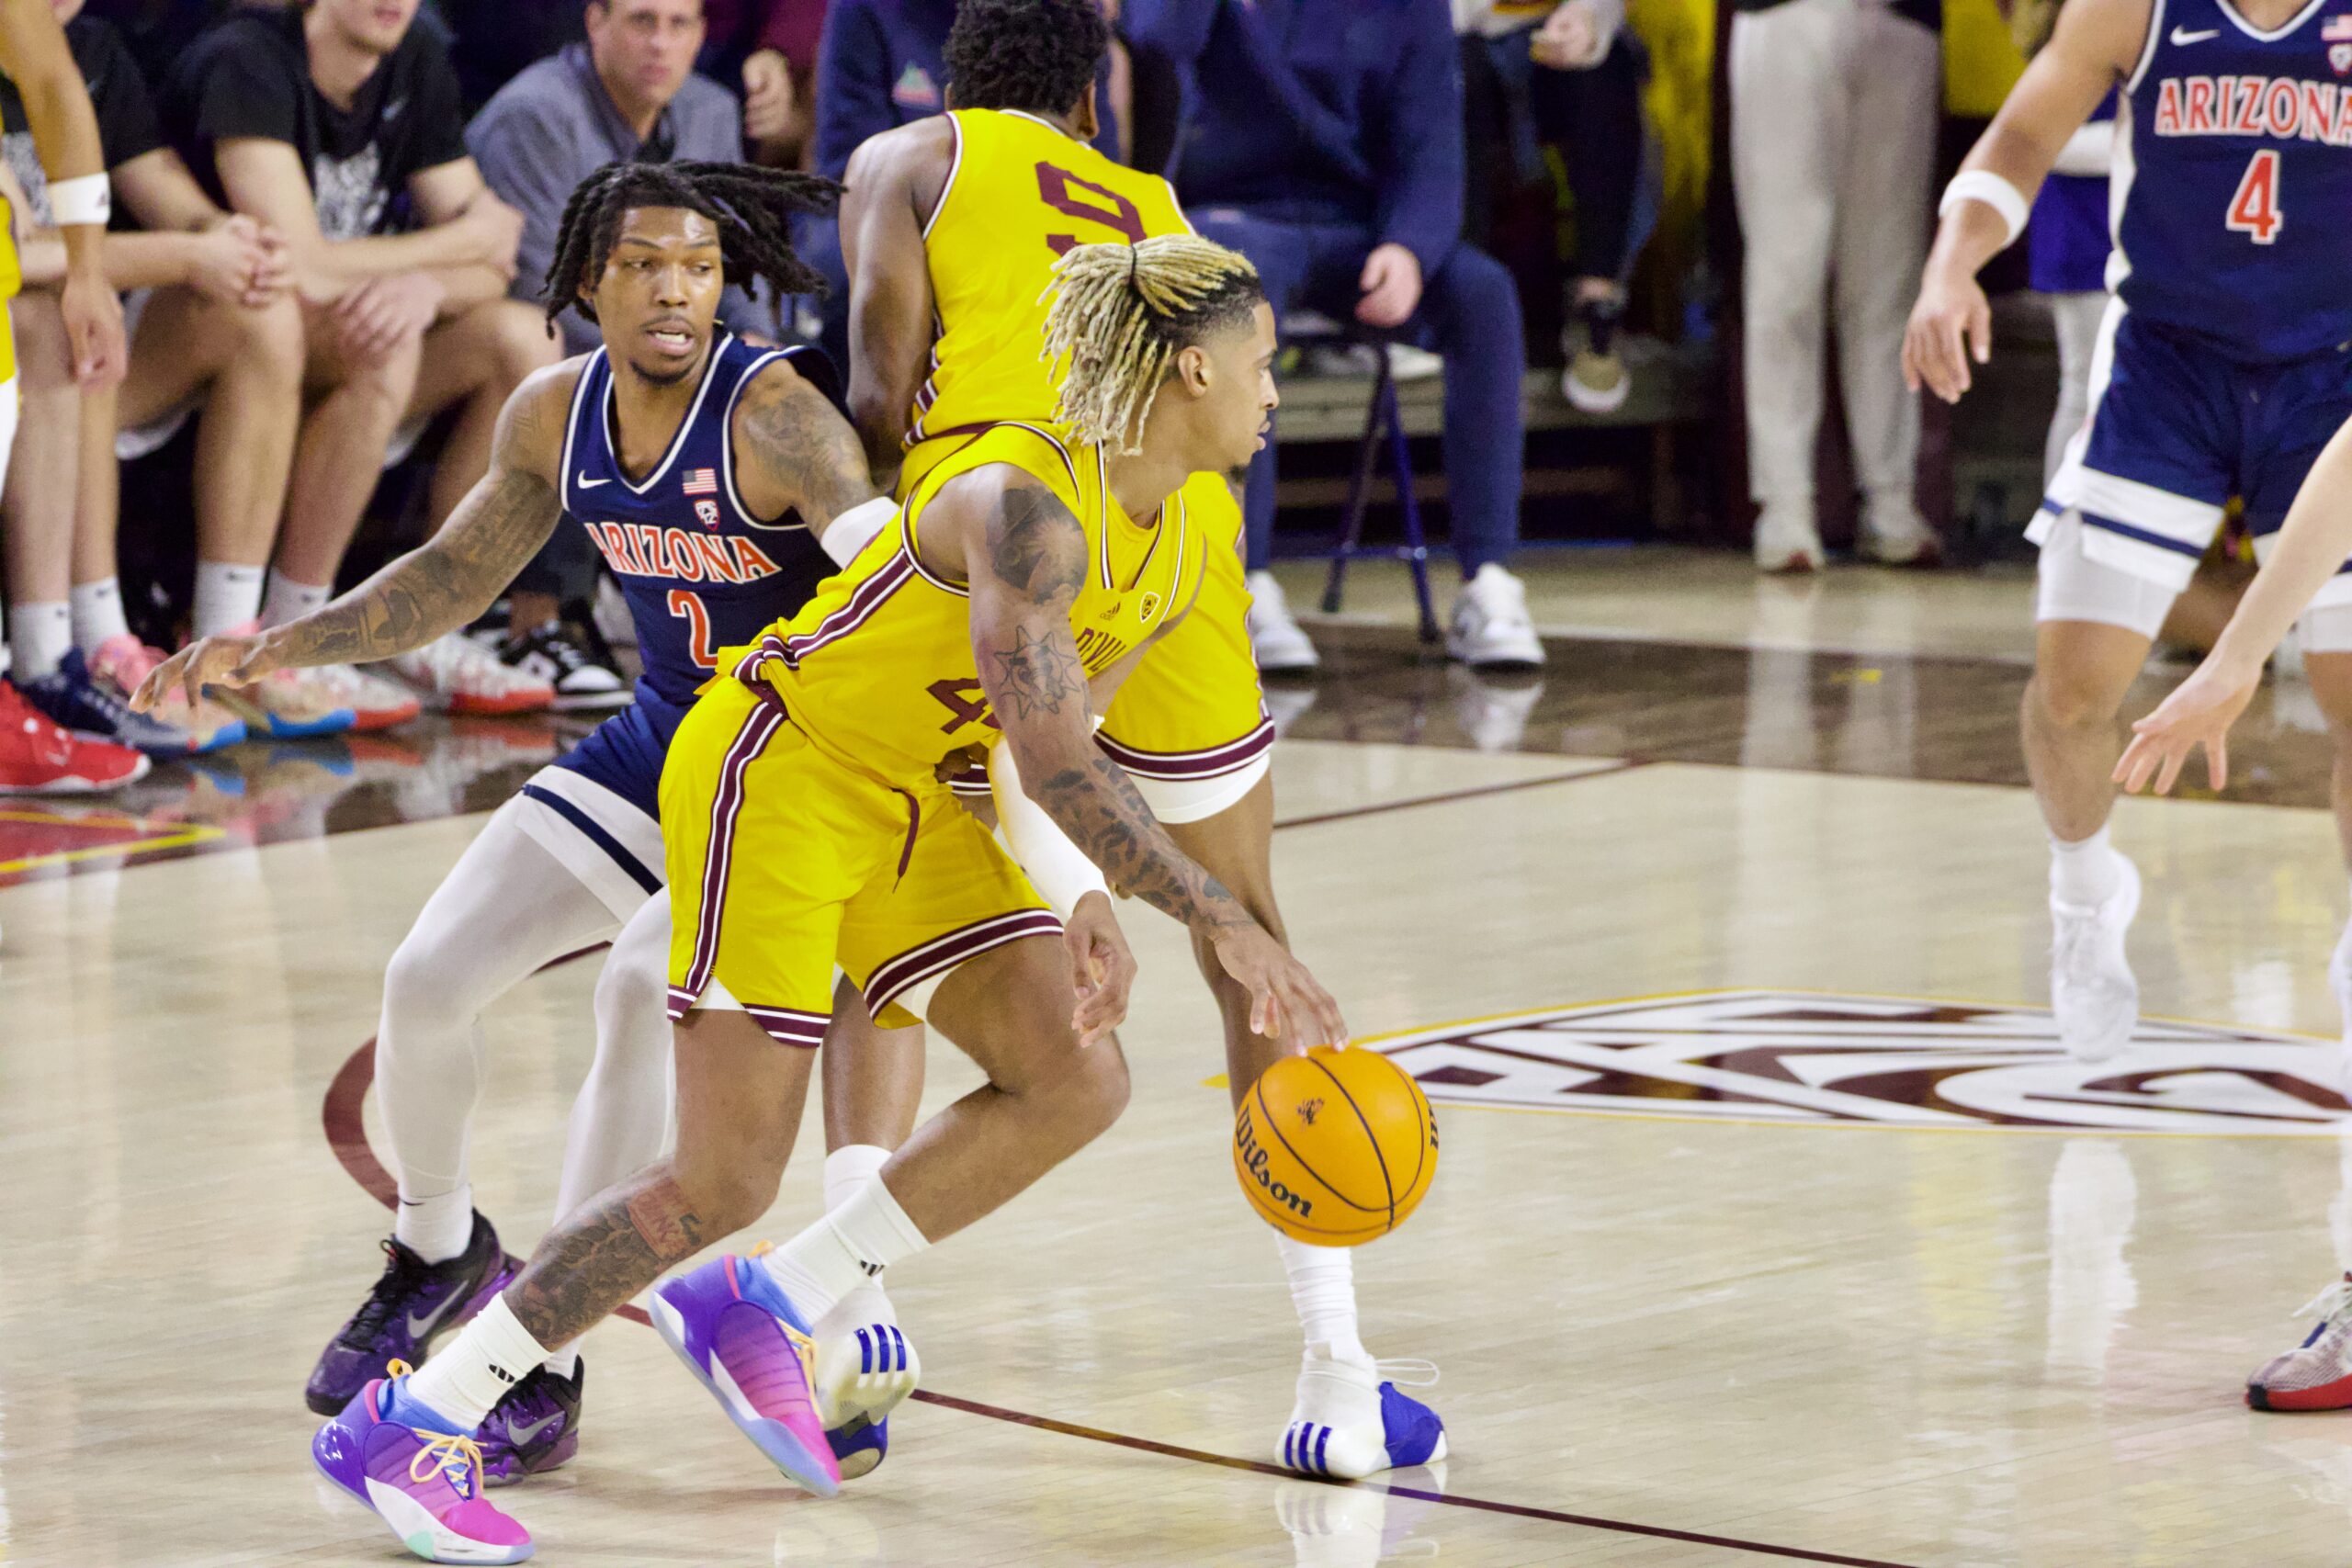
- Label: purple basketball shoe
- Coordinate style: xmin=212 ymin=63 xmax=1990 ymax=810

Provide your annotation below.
xmin=477 ymin=1361 xmax=584 ymax=1485
xmin=1279 ymin=1357 xmax=1447 ymax=1479
xmin=649 ymin=1253 xmax=841 ymax=1497
xmin=307 ymin=1213 xmax=516 ymax=1415
xmin=311 ymin=1369 xmax=533 ymax=1563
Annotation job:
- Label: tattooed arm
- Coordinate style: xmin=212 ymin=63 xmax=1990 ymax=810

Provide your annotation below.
xmin=733 ymin=355 xmax=881 ymax=538
xmin=948 ymin=467 xmax=1348 ymax=1044
xmin=134 ymin=362 xmax=575 ymax=714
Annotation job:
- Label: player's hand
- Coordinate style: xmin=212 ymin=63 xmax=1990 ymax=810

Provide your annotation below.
xmin=1903 ymin=265 xmax=1992 ymax=403
xmin=2112 ymin=652 xmax=2263 ymax=795
xmin=1356 ymin=243 xmax=1422 ymax=330
xmin=1209 ymin=923 xmax=1349 ymax=1047
xmin=742 ymin=49 xmax=796 ymax=144
xmin=1531 ymin=1 xmax=1600 ymax=67
xmin=58 ymin=264 xmax=126 ymax=389
xmin=1064 ymin=890 xmax=1137 ymax=1047
xmin=132 ymin=630 xmax=280 ymax=714
xmin=334 ymin=273 xmax=445 ymax=359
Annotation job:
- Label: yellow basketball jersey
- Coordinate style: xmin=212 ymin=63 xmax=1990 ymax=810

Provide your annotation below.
xmin=902 ymin=109 xmax=1193 ymax=475
xmin=0 ymin=198 xmax=21 ymax=384
xmin=733 ymin=421 xmax=1205 ymax=788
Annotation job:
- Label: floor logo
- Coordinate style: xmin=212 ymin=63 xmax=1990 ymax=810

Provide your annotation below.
xmin=1378 ymin=991 xmax=2351 ymax=1134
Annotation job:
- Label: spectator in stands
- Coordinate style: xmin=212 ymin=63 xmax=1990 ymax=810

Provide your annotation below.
xmin=1730 ymin=0 xmax=1939 ymax=572
xmin=468 ymin=0 xmax=780 ymax=705
xmin=802 ymin=0 xmax=1123 ymax=362
xmin=1455 ymin=0 xmax=1650 ymax=414
xmin=0 ymin=0 xmax=306 ymax=755
xmin=1128 ymin=0 xmax=1542 ymax=671
xmin=700 ymin=0 xmax=824 ymax=165
xmin=165 ymin=0 xmax=562 ymax=722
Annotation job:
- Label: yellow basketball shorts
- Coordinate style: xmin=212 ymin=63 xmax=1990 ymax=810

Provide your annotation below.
xmin=1096 ymin=480 xmax=1272 ymax=824
xmin=662 ymin=677 xmax=1058 ymax=1039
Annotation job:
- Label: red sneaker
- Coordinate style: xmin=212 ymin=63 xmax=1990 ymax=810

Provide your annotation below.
xmin=0 ymin=679 xmax=151 ymax=793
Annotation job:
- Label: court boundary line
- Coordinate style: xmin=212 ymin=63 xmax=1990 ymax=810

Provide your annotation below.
xmin=321 ymin=1029 xmax=1919 ymax=1568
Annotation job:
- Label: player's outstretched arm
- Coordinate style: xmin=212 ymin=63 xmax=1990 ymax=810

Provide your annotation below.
xmin=954 ymin=468 xmax=1347 ymax=1045
xmin=0 ymin=0 xmax=123 ymax=386
xmin=2116 ymin=420 xmax=2352 ymax=795
xmin=734 ymin=356 xmax=881 ymax=537
xmin=839 ymin=120 xmax=950 ymax=490
xmin=1905 ymin=0 xmax=2144 ymax=401
xmin=131 ymin=365 xmax=574 ymax=714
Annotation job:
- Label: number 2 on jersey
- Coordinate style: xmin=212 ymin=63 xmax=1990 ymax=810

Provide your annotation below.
xmin=668 ymin=589 xmax=717 ymax=670
xmin=2228 ymin=149 xmax=2282 ymax=245
xmin=1035 ymin=162 xmax=1143 ymax=256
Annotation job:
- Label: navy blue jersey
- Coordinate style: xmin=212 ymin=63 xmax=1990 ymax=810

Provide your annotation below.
xmin=558 ymin=334 xmax=840 ymax=710
xmin=2118 ymin=0 xmax=2352 ymax=361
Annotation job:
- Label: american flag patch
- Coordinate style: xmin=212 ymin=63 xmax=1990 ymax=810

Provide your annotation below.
xmin=2327 ymin=15 xmax=2352 ymax=38
xmin=681 ymin=468 xmax=718 ymax=495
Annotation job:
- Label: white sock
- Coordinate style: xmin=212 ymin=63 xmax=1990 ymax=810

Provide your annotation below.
xmin=7 ymin=602 xmax=70 ymax=682
xmin=260 ymin=569 xmax=331 ymax=630
xmin=2051 ymin=827 xmax=2122 ymax=907
xmin=544 ymin=1349 xmax=582 ymax=1379
xmin=394 ymin=1186 xmax=476 ymax=1264
xmin=192 ymin=561 xmax=266 ymax=639
xmin=403 ymin=1294 xmax=548 ymax=1433
xmin=70 ymin=578 xmax=130 ymax=653
xmin=814 ymin=1145 xmax=901 ymax=1337
xmin=763 ymin=1173 xmax=930 ymax=1325
xmin=1277 ymin=1234 xmax=1368 ymax=1367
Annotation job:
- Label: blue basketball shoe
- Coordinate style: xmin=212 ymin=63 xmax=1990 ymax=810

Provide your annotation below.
xmin=311 ymin=1366 xmax=533 ymax=1563
xmin=1278 ymin=1353 xmax=1446 ymax=1480
xmin=649 ymin=1253 xmax=840 ymax=1497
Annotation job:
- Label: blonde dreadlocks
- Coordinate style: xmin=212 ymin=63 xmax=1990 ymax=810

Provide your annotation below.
xmin=1039 ymin=236 xmax=1264 ymax=454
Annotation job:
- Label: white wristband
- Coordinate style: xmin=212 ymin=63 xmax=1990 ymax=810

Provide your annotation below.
xmin=988 ymin=738 xmax=1109 ymax=921
xmin=1939 ymin=170 xmax=2028 ymax=250
xmin=45 ymin=174 xmax=109 ymax=229
xmin=820 ymin=495 xmax=896 ymax=568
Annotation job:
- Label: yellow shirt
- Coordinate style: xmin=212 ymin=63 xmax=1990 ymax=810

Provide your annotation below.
xmin=0 ymin=197 xmax=21 ymax=384
xmin=901 ymin=108 xmax=1193 ymax=484
xmin=733 ymin=421 xmax=1205 ymax=789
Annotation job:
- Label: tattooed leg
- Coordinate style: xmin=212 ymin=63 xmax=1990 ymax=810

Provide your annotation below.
xmin=501 ymin=1010 xmax=818 ymax=1348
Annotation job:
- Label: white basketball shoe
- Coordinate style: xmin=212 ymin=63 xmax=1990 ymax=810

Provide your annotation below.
xmin=812 ymin=1284 xmax=919 ymax=1481
xmin=1277 ymin=1349 xmax=1445 ymax=1480
xmin=2051 ymin=852 xmax=2141 ymax=1063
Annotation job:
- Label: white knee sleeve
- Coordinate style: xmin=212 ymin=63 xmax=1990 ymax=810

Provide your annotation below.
xmin=553 ymin=891 xmax=677 ymax=1221
xmin=2034 ymin=511 xmax=2176 ymax=641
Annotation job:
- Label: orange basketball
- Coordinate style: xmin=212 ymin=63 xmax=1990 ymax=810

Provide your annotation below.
xmin=1233 ymin=1044 xmax=1438 ymax=1247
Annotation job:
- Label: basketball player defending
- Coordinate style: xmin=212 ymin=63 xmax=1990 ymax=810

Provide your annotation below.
xmin=2114 ymin=408 xmax=2352 ymax=1408
xmin=805 ymin=0 xmax=1444 ymax=1482
xmin=1905 ymin=0 xmax=2352 ymax=1064
xmin=137 ymin=162 xmax=880 ymax=1482
xmin=302 ymin=236 xmax=1346 ymax=1563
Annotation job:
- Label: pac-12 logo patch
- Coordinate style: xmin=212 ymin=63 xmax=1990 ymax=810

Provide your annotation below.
xmin=694 ymin=498 xmax=720 ymax=528
xmin=1374 ymin=991 xmax=2351 ymax=1135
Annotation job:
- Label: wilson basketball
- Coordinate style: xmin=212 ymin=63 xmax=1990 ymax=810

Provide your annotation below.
xmin=1233 ymin=1045 xmax=1438 ymax=1247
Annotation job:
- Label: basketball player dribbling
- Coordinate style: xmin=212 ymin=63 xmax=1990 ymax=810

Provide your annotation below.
xmin=1905 ymin=0 xmax=2352 ymax=1066
xmin=299 ymin=235 xmax=1346 ymax=1564
xmin=806 ymin=0 xmax=1446 ymax=1483
xmin=136 ymin=160 xmax=884 ymax=1485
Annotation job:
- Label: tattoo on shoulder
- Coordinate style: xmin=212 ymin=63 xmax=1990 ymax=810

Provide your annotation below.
xmin=741 ymin=367 xmax=876 ymax=527
xmin=986 ymin=481 xmax=1088 ymax=604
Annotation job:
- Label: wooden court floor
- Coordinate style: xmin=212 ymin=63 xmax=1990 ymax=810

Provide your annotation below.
xmin=11 ymin=558 xmax=2352 ymax=1566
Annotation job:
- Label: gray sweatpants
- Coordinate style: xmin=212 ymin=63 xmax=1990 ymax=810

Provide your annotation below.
xmin=1730 ymin=0 xmax=1939 ymax=513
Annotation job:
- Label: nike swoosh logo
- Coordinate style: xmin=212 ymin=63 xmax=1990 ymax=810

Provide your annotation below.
xmin=576 ymin=473 xmax=611 ymax=489
xmin=405 ymin=1292 xmax=466 ymax=1342
xmin=2170 ymin=26 xmax=2219 ymax=42
xmin=506 ymin=1411 xmax=561 ymax=1445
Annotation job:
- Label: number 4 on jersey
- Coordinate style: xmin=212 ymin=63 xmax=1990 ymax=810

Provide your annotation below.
xmin=2229 ymin=149 xmax=2283 ymax=244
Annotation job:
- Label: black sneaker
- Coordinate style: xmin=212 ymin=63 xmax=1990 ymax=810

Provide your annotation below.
xmin=479 ymin=1360 xmax=586 ymax=1484
xmin=501 ymin=621 xmax=630 ymax=710
xmin=304 ymin=1213 xmax=517 ymax=1416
